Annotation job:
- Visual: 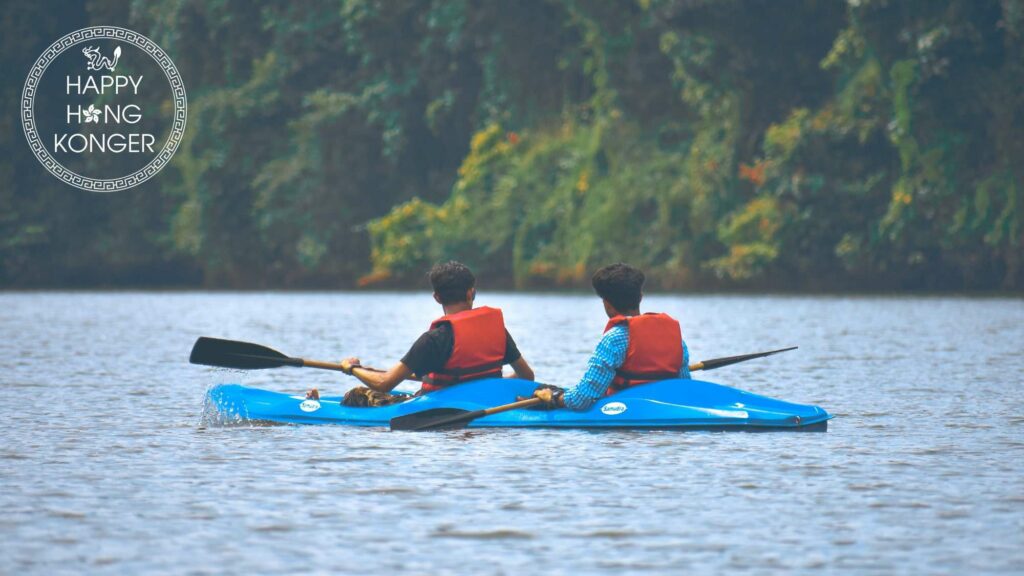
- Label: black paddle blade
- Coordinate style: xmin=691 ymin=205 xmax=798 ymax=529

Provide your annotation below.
xmin=698 ymin=346 xmax=797 ymax=371
xmin=390 ymin=408 xmax=480 ymax=432
xmin=189 ymin=337 xmax=302 ymax=370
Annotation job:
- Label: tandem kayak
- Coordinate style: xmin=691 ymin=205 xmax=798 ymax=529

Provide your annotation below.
xmin=204 ymin=378 xmax=831 ymax=430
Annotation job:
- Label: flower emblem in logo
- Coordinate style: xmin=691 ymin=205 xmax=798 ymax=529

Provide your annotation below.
xmin=83 ymin=105 xmax=101 ymax=123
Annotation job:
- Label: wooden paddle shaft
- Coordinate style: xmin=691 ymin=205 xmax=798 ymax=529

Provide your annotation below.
xmin=301 ymin=360 xmax=427 ymax=383
xmin=461 ymin=354 xmax=762 ymax=420
xmin=481 ymin=396 xmax=543 ymax=416
xmin=301 ymin=359 xmax=348 ymax=371
xmin=300 ymin=359 xmax=394 ymax=373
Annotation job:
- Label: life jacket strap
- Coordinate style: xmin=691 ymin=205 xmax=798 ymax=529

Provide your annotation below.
xmin=434 ymin=359 xmax=505 ymax=378
xmin=424 ymin=360 xmax=505 ymax=389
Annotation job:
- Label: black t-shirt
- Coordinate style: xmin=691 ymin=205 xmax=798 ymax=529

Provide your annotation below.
xmin=400 ymin=323 xmax=521 ymax=377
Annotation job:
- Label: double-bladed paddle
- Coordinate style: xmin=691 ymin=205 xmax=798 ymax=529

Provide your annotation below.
xmin=686 ymin=346 xmax=797 ymax=371
xmin=189 ymin=336 xmax=401 ymax=377
xmin=389 ymin=346 xmax=798 ymax=431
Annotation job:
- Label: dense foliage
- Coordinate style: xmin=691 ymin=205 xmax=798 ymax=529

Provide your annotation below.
xmin=3 ymin=0 xmax=1021 ymax=289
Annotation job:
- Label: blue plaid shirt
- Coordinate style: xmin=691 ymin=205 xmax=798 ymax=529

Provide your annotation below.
xmin=562 ymin=324 xmax=690 ymax=411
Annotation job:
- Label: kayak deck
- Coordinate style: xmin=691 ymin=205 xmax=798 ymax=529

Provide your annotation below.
xmin=205 ymin=378 xmax=831 ymax=430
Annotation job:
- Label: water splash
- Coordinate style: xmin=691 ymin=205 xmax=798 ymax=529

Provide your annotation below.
xmin=197 ymin=383 xmax=251 ymax=427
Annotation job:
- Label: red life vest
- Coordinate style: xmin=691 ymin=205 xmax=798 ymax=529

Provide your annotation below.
xmin=420 ymin=306 xmax=507 ymax=393
xmin=604 ymin=313 xmax=683 ymax=394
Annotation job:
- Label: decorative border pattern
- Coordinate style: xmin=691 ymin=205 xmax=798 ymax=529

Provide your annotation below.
xmin=21 ymin=26 xmax=187 ymax=193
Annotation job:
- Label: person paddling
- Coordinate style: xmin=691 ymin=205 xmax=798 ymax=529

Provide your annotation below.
xmin=529 ymin=263 xmax=690 ymax=410
xmin=308 ymin=261 xmax=535 ymax=406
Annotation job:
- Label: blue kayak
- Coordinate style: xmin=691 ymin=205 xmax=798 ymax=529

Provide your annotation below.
xmin=205 ymin=378 xmax=831 ymax=430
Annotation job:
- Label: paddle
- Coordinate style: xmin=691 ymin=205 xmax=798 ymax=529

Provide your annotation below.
xmin=188 ymin=336 xmax=395 ymax=375
xmin=390 ymin=346 xmax=798 ymax=431
xmin=688 ymin=346 xmax=797 ymax=371
xmin=389 ymin=397 xmax=545 ymax=432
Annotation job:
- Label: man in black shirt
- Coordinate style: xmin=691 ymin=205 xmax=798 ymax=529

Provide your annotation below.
xmin=307 ymin=261 xmax=534 ymax=406
xmin=399 ymin=321 xmax=524 ymax=382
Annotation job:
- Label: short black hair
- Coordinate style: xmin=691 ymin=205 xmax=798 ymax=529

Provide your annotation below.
xmin=592 ymin=263 xmax=644 ymax=311
xmin=429 ymin=261 xmax=476 ymax=304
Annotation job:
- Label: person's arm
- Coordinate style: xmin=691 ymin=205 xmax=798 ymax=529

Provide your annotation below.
xmin=679 ymin=340 xmax=692 ymax=379
xmin=348 ymin=359 xmax=415 ymax=393
xmin=558 ymin=326 xmax=628 ymax=412
xmin=501 ymin=330 xmax=535 ymax=380
xmin=508 ymin=356 xmax=535 ymax=381
xmin=307 ymin=358 xmax=414 ymax=399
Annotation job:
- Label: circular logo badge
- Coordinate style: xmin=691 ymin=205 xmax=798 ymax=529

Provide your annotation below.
xmin=21 ymin=26 xmax=187 ymax=192
xmin=299 ymin=399 xmax=321 ymax=413
xmin=600 ymin=402 xmax=627 ymax=415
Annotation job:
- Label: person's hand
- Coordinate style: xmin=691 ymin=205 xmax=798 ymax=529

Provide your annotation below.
xmin=340 ymin=357 xmax=361 ymax=375
xmin=306 ymin=388 xmax=320 ymax=400
xmin=534 ymin=387 xmax=555 ymax=403
xmin=518 ymin=384 xmax=564 ymax=409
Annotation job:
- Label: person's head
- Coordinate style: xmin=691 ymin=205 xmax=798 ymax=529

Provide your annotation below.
xmin=591 ymin=263 xmax=644 ymax=317
xmin=429 ymin=261 xmax=476 ymax=307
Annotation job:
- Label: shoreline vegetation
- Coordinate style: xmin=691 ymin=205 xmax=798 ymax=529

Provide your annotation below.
xmin=2 ymin=285 xmax=1021 ymax=298
xmin=4 ymin=1 xmax=1021 ymax=291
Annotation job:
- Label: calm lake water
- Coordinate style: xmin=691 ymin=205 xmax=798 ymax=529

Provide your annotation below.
xmin=1 ymin=292 xmax=1022 ymax=574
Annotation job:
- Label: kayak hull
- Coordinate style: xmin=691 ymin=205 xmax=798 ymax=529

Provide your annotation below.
xmin=204 ymin=378 xmax=831 ymax=430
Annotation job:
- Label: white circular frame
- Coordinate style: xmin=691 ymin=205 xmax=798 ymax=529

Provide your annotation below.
xmin=21 ymin=26 xmax=187 ymax=192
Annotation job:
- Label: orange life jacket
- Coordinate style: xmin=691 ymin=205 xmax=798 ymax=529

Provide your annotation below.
xmin=420 ymin=306 xmax=507 ymax=393
xmin=604 ymin=313 xmax=683 ymax=394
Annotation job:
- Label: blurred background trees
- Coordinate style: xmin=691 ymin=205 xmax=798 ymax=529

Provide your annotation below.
xmin=2 ymin=0 xmax=1021 ymax=289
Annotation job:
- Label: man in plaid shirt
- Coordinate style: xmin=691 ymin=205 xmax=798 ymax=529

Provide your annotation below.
xmin=530 ymin=263 xmax=691 ymax=411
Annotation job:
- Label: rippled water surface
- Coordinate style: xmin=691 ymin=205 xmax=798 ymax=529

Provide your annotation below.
xmin=1 ymin=292 xmax=1022 ymax=574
